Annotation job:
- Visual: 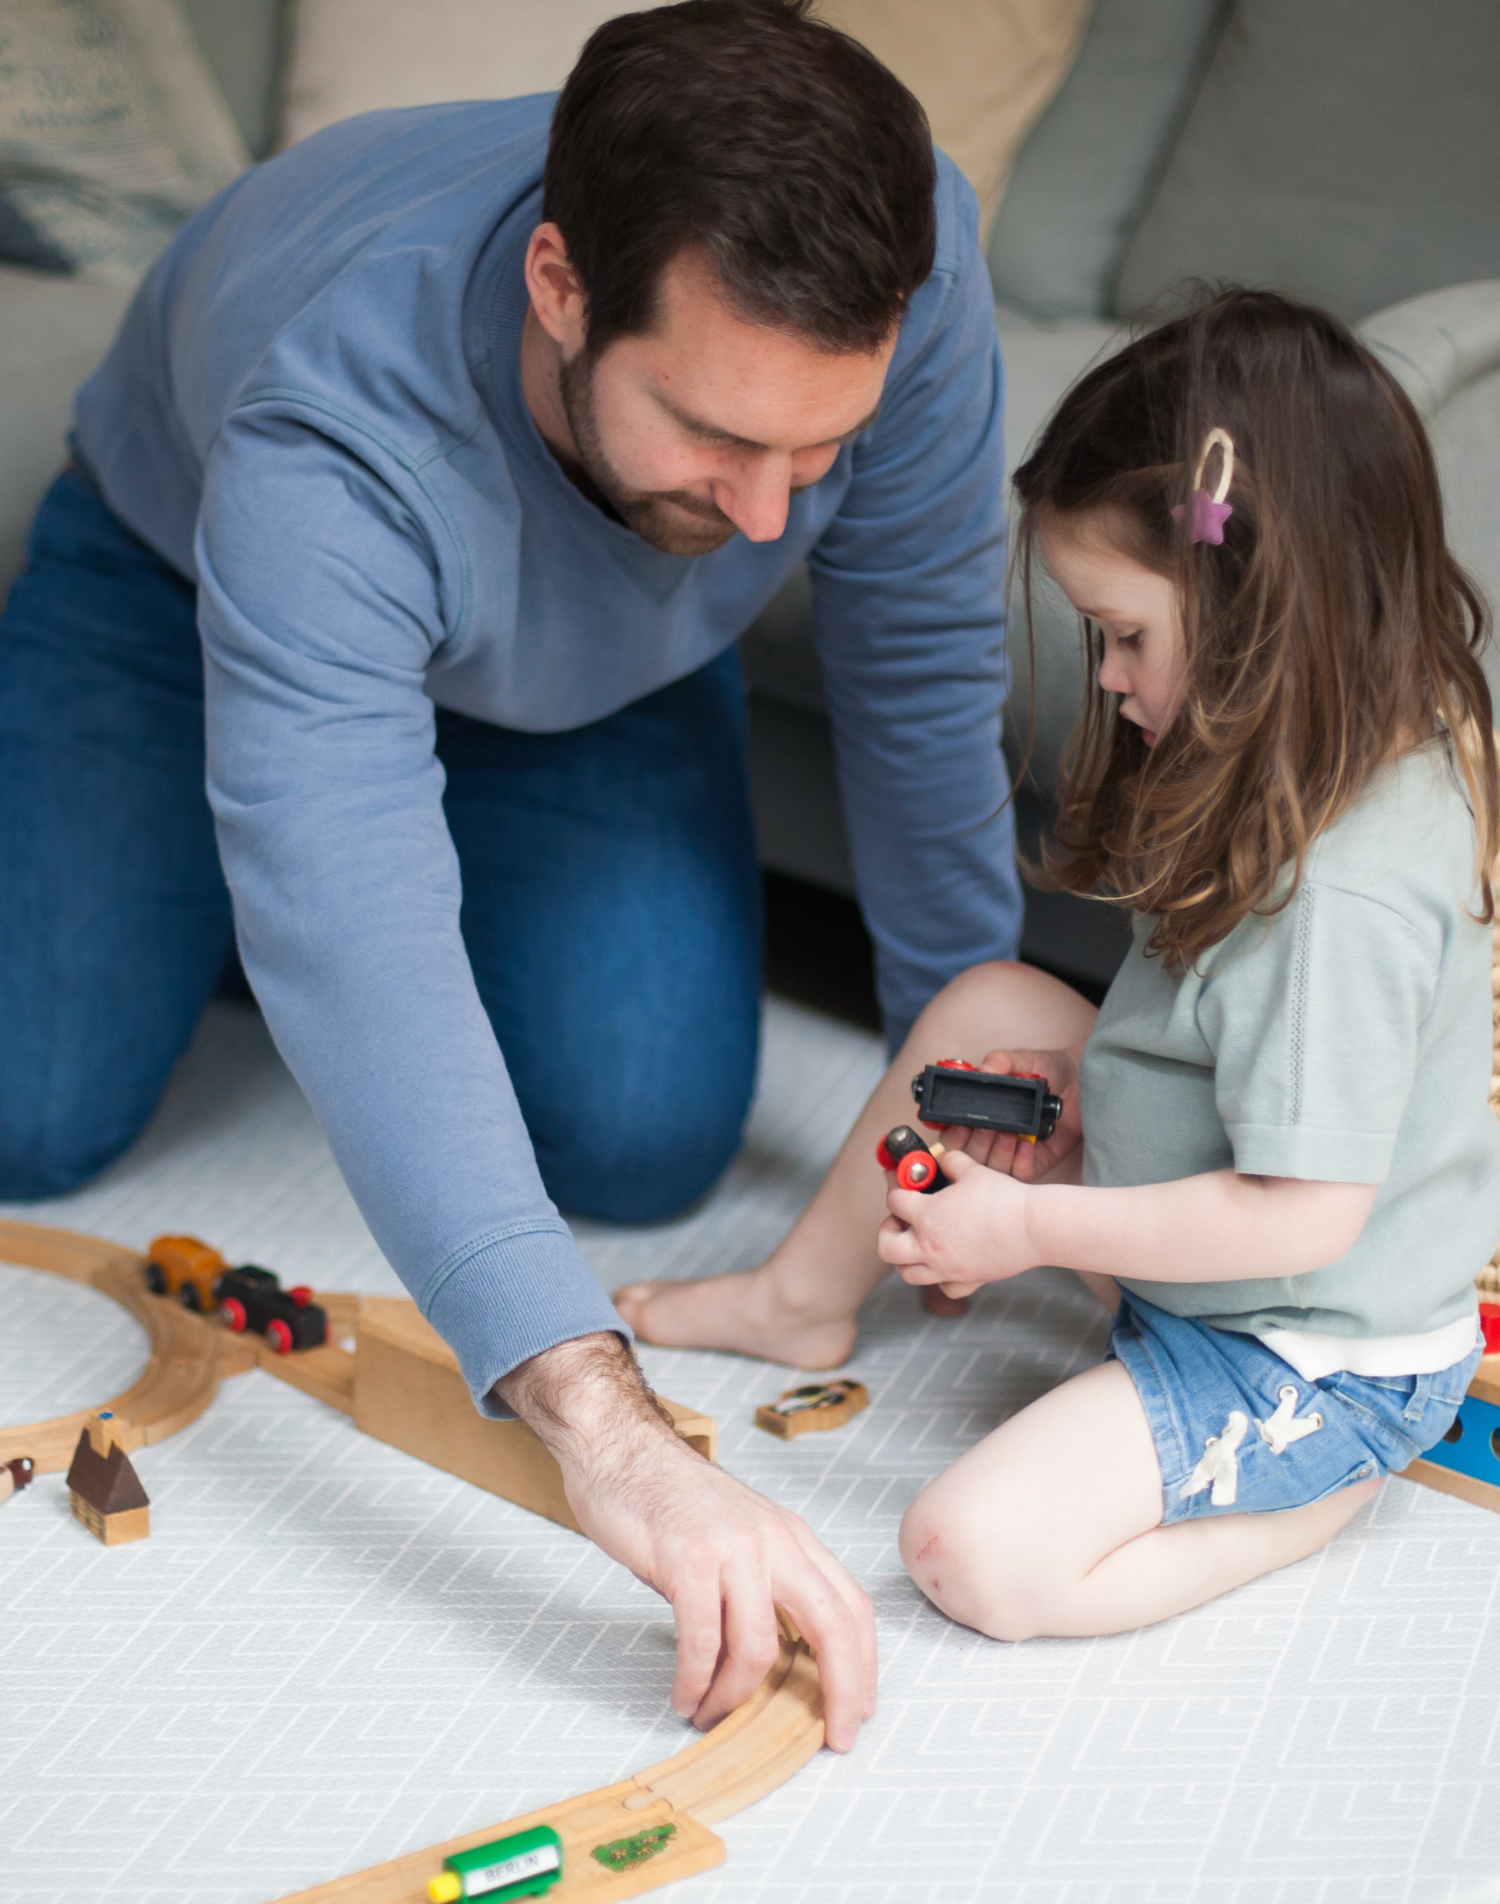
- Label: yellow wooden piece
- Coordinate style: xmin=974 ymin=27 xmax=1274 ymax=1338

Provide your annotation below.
xmin=754 ymin=1378 xmax=869 ymax=1441
xmin=0 ymin=1221 xmax=222 ymax=1471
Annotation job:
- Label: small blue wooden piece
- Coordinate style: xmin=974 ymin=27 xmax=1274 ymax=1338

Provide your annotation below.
xmin=1420 ymin=1392 xmax=1500 ymax=1489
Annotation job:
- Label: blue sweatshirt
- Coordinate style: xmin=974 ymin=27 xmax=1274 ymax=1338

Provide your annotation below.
xmin=74 ymin=98 xmax=1018 ymax=1411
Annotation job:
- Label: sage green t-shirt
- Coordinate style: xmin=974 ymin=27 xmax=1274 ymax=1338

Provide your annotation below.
xmin=1079 ymin=742 xmax=1500 ymax=1340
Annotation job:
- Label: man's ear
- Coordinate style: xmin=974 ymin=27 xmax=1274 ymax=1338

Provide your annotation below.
xmin=525 ymin=222 xmax=589 ymax=352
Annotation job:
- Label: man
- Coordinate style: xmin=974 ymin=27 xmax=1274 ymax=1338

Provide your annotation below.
xmin=0 ymin=1 xmax=1019 ymax=1746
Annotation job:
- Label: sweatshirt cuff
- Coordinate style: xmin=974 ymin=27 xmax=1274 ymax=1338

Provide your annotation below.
xmin=420 ymin=1220 xmax=632 ymax=1418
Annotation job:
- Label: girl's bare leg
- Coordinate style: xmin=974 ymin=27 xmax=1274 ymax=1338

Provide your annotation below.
xmin=614 ymin=960 xmax=1098 ymax=1367
xmin=900 ymin=1358 xmax=1379 ymax=1638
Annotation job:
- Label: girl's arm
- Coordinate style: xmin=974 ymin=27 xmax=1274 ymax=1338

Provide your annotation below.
xmin=880 ymin=1155 xmax=1376 ymax=1291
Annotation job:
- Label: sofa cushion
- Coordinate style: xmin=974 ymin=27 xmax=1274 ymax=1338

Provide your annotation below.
xmin=278 ymin=0 xmax=632 ymax=147
xmin=986 ymin=0 xmax=1228 ymax=322
xmin=817 ymin=0 xmax=1090 ymax=237
xmin=0 ymin=267 xmax=136 ymax=602
xmin=0 ymin=0 xmax=248 ymax=277
xmin=1114 ymin=0 xmax=1500 ymax=323
xmin=278 ymin=0 xmax=1087 ymax=239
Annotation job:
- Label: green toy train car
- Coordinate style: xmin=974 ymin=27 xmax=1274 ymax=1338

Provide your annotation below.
xmin=427 ymin=1825 xmax=562 ymax=1902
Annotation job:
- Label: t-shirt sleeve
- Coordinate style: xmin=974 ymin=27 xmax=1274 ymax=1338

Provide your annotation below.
xmin=1196 ymin=880 xmax=1436 ymax=1184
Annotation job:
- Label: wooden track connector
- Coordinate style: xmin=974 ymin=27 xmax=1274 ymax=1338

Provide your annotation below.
xmin=755 ymin=1378 xmax=868 ymax=1440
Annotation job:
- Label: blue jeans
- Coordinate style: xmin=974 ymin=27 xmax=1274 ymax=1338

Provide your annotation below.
xmin=0 ymin=466 xmax=761 ymax=1220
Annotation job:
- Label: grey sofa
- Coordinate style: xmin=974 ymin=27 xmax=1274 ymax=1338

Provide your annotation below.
xmin=2 ymin=0 xmax=1498 ymax=997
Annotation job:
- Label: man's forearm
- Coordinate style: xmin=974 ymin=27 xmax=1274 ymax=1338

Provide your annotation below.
xmin=1021 ymin=1170 xmax=1376 ymax=1284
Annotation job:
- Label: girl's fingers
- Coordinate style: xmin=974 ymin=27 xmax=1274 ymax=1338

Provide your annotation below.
xmin=878 ymin=1212 xmax=924 ymax=1263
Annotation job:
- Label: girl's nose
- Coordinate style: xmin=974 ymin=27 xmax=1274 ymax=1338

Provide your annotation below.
xmin=1098 ymin=654 xmax=1129 ymax=695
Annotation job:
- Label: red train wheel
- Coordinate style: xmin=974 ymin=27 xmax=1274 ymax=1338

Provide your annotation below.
xmin=220 ymin=1297 xmax=248 ymax=1332
xmin=874 ymin=1137 xmax=895 ymax=1171
xmin=896 ymin=1150 xmax=936 ymax=1191
xmin=265 ymin=1318 xmax=295 ymax=1355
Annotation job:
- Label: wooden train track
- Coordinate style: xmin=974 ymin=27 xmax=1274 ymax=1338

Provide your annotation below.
xmin=0 ymin=1219 xmax=826 ymax=1902
xmin=0 ymin=1219 xmax=221 ymax=1469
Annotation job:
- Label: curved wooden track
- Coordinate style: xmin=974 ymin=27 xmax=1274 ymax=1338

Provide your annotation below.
xmin=0 ymin=1219 xmax=828 ymax=1901
xmin=278 ymin=1624 xmax=824 ymax=1902
xmin=0 ymin=1219 xmax=222 ymax=1470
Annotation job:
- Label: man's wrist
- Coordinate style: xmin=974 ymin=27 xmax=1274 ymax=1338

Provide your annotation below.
xmin=494 ymin=1331 xmax=681 ymax=1477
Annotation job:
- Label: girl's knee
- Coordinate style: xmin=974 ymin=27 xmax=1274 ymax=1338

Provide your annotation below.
xmin=899 ymin=1485 xmax=1050 ymax=1643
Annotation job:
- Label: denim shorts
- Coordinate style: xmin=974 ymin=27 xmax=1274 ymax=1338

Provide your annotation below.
xmin=1108 ymin=1292 xmax=1482 ymax=1524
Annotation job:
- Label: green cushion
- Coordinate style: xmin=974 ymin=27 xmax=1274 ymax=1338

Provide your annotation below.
xmin=986 ymin=0 xmax=1229 ymax=322
xmin=1115 ymin=0 xmax=1500 ymax=322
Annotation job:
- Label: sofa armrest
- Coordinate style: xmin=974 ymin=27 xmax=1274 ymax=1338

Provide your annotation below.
xmin=1362 ymin=282 xmax=1500 ymax=694
xmin=1360 ymin=280 xmax=1500 ymax=418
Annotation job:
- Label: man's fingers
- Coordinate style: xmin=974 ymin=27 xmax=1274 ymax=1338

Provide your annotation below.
xmin=690 ymin=1565 xmax=783 ymax=1734
xmin=668 ymin=1567 xmax=728 ymax=1719
xmin=939 ymin=1149 xmax=977 ymax=1181
xmin=784 ymin=1518 xmax=879 ymax=1716
xmin=772 ymin=1548 xmax=871 ymax=1751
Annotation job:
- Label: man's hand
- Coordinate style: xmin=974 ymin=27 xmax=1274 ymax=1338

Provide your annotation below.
xmin=878 ymin=1149 xmax=1037 ymax=1297
xmin=497 ymin=1333 xmax=876 ymax=1750
xmin=938 ymin=1046 xmax=1084 ymax=1182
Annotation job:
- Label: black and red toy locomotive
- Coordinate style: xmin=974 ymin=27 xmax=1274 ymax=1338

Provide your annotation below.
xmin=877 ymin=1060 xmax=1063 ymax=1193
xmin=877 ymin=1061 xmax=1064 ymax=1319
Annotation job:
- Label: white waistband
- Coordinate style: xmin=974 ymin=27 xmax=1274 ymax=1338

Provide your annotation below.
xmin=1254 ymin=1312 xmax=1479 ymax=1382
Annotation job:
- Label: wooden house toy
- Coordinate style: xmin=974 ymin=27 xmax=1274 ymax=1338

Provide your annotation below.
xmin=65 ymin=1412 xmax=150 ymax=1545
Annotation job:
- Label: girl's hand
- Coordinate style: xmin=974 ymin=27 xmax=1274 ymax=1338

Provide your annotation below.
xmin=938 ymin=1047 xmax=1084 ymax=1183
xmin=878 ymin=1150 xmax=1037 ymax=1295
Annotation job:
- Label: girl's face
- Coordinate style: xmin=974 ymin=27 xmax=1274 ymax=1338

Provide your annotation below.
xmin=1039 ymin=511 xmax=1187 ymax=747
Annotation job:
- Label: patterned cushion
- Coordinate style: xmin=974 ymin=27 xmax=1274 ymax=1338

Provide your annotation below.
xmin=0 ymin=0 xmax=247 ymax=278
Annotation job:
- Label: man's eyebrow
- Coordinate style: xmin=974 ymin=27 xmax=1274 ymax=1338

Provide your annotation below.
xmin=655 ymin=390 xmax=881 ymax=451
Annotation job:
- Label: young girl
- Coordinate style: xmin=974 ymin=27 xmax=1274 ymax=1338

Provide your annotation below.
xmin=616 ymin=289 xmax=1500 ymax=1638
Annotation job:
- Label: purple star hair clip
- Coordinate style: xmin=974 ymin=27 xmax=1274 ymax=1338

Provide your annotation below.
xmin=1171 ymin=426 xmax=1235 ymax=544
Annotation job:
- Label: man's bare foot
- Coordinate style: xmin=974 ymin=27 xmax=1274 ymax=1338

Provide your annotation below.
xmin=614 ymin=1267 xmax=858 ymax=1370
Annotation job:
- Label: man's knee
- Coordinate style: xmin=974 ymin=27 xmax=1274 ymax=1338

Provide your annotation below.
xmin=533 ymin=1076 xmax=751 ymax=1223
xmin=0 ymin=1117 xmax=124 ymax=1201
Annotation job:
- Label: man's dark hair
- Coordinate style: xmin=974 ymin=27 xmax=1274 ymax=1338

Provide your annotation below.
xmin=543 ymin=0 xmax=937 ymax=357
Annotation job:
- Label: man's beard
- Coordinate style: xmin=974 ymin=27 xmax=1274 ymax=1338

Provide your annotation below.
xmin=557 ymin=350 xmax=739 ymax=557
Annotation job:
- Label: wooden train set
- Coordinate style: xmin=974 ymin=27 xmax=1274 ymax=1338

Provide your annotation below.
xmin=0 ymin=1218 xmax=826 ymax=1903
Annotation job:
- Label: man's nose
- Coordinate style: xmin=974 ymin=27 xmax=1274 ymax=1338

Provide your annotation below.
xmin=713 ymin=458 xmax=792 ymax=543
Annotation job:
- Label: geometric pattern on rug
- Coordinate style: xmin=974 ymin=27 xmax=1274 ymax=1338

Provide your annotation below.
xmin=2 ymin=1000 xmax=1497 ymax=1904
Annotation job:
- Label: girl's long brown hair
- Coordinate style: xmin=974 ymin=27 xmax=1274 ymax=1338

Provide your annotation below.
xmin=1013 ymin=287 xmax=1498 ymax=971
